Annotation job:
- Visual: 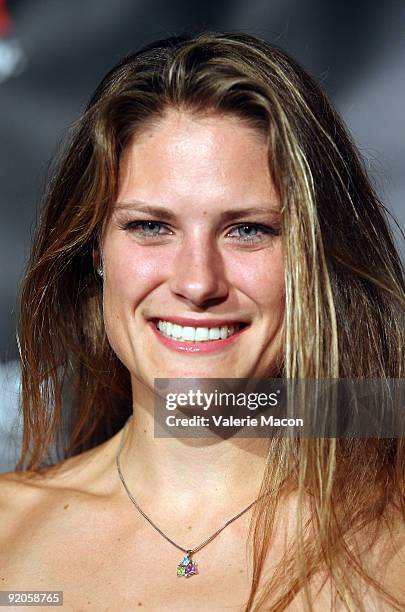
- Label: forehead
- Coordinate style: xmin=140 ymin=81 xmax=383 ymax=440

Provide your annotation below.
xmin=116 ymin=109 xmax=279 ymax=216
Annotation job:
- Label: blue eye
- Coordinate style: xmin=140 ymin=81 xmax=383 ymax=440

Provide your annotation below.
xmin=236 ymin=225 xmax=259 ymax=239
xmin=137 ymin=221 xmax=162 ymax=234
xmin=122 ymin=220 xmax=169 ymax=238
xmin=227 ymin=223 xmax=280 ymax=243
xmin=120 ymin=219 xmax=280 ymax=244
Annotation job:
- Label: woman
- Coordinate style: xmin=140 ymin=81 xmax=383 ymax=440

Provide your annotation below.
xmin=0 ymin=31 xmax=404 ymax=611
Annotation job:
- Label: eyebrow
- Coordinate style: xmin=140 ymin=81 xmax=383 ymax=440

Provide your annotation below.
xmin=114 ymin=200 xmax=280 ymax=222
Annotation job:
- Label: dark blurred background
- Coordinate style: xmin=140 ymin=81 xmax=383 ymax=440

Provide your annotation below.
xmin=0 ymin=0 xmax=404 ymax=470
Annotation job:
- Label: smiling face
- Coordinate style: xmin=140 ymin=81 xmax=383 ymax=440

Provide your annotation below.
xmin=100 ymin=108 xmax=285 ymax=387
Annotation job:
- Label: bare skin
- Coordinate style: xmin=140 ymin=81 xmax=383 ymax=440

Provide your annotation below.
xmin=0 ymin=110 xmax=404 ymax=610
xmin=0 ymin=445 xmax=404 ymax=611
xmin=0 ymin=434 xmax=266 ymax=611
xmin=1 ymin=110 xmax=283 ymax=611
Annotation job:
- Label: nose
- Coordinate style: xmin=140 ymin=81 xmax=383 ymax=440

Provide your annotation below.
xmin=169 ymin=233 xmax=229 ymax=308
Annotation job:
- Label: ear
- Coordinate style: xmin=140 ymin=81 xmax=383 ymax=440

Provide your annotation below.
xmin=92 ymin=245 xmax=102 ymax=275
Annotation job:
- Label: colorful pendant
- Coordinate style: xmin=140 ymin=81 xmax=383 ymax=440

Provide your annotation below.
xmin=177 ymin=551 xmax=198 ymax=578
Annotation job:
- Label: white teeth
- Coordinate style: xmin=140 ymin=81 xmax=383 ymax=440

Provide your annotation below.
xmin=172 ymin=324 xmax=183 ymax=339
xmin=209 ymin=327 xmax=220 ymax=340
xmin=182 ymin=327 xmax=196 ymax=341
xmin=155 ymin=320 xmax=241 ymax=342
xmin=195 ymin=327 xmax=209 ymax=341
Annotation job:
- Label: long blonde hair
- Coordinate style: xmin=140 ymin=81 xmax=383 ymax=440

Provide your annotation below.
xmin=17 ymin=31 xmax=405 ymax=610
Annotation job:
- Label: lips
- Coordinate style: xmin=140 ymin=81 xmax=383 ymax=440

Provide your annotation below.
xmin=147 ymin=317 xmax=249 ymax=353
xmin=149 ymin=316 xmax=249 ymax=328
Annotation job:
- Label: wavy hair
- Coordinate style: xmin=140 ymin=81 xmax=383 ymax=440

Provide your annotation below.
xmin=17 ymin=31 xmax=405 ymax=610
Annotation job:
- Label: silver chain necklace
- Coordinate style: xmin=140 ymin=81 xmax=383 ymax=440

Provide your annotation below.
xmin=115 ymin=415 xmax=261 ymax=578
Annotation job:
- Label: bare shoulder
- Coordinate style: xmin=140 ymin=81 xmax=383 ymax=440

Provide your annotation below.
xmin=377 ymin=512 xmax=405 ymax=598
xmin=0 ymin=470 xmax=52 ymax=546
xmin=0 ymin=432 xmax=121 ymax=542
xmin=0 ymin=469 xmax=49 ymax=509
xmin=345 ymin=508 xmax=405 ymax=608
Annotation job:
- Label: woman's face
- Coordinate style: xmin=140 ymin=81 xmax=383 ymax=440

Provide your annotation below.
xmin=101 ymin=109 xmax=284 ymax=387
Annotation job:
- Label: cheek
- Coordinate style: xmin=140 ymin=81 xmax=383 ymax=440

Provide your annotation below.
xmin=101 ymin=241 xmax=170 ymax=365
xmin=104 ymin=241 xmax=167 ymax=305
xmin=228 ymin=245 xmax=285 ymax=311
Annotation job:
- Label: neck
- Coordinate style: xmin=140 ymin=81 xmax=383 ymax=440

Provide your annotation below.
xmin=115 ymin=381 xmax=271 ymax=516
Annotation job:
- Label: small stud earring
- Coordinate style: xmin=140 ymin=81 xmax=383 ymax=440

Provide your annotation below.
xmin=97 ymin=266 xmax=103 ymax=277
